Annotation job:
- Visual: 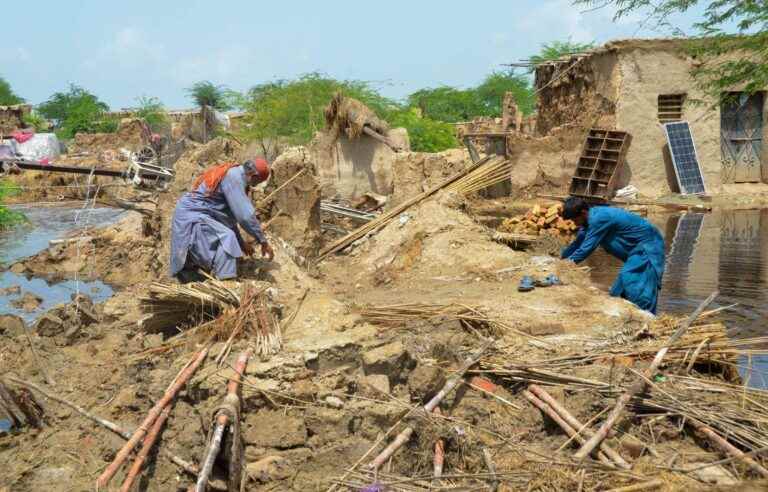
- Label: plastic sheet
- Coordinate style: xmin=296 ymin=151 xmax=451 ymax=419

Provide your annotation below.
xmin=15 ymin=133 xmax=61 ymax=161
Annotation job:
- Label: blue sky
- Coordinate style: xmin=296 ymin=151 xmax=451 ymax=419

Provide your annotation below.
xmin=1 ymin=0 xmax=712 ymax=110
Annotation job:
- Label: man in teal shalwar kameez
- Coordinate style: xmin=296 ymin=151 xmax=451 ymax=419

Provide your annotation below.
xmin=561 ymin=197 xmax=665 ymax=314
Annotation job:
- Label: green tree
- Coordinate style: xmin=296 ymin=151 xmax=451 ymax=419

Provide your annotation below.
xmin=407 ymin=87 xmax=486 ymax=122
xmin=406 ymin=71 xmax=535 ymax=122
xmin=476 ymin=70 xmax=536 ymax=116
xmin=38 ymin=85 xmax=114 ymax=139
xmin=186 ymin=81 xmax=231 ymax=111
xmin=528 ymin=39 xmax=596 ymax=69
xmin=237 ymin=73 xmax=458 ymax=154
xmin=135 ymin=96 xmax=168 ymax=133
xmin=571 ymin=1 xmax=767 ymax=99
xmin=388 ymin=108 xmax=458 ymax=152
xmin=0 ymin=77 xmax=24 ymax=106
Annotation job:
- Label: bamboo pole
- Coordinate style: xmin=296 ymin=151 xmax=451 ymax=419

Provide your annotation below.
xmin=368 ymin=340 xmax=493 ymax=469
xmin=689 ymin=418 xmax=768 ymax=478
xmin=119 ymin=405 xmax=172 ymax=491
xmin=433 ymin=408 xmax=444 ymax=478
xmin=96 ymin=347 xmax=209 ymax=489
xmin=6 ymin=376 xmax=198 ymax=475
xmin=528 ymin=385 xmax=630 ymax=469
xmin=523 ymin=390 xmax=615 ymax=467
xmin=574 ymin=291 xmax=718 ymax=461
xmin=195 ymin=349 xmax=251 ymax=492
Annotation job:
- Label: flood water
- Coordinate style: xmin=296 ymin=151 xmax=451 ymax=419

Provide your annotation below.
xmin=586 ymin=208 xmax=768 ymax=386
xmin=0 ymin=205 xmax=125 ymax=322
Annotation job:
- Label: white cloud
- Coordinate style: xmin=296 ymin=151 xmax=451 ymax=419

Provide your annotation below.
xmin=0 ymin=47 xmax=31 ymax=64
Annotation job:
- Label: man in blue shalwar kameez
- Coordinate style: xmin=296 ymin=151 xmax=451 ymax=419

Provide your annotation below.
xmin=560 ymin=197 xmax=665 ymax=314
xmin=170 ymin=159 xmax=274 ymax=283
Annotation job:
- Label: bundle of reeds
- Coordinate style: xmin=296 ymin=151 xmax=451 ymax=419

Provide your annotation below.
xmin=444 ymin=157 xmax=512 ymax=196
xmin=137 ymin=279 xmax=282 ymax=359
xmin=137 ymin=278 xmax=241 ymax=333
xmin=318 ymin=156 xmax=500 ymax=260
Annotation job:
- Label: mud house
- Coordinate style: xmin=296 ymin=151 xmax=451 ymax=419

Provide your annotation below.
xmin=535 ymin=39 xmax=768 ymax=197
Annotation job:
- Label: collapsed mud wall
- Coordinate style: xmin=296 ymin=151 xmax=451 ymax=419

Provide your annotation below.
xmin=389 ymin=148 xmax=470 ymax=207
xmin=535 ymin=51 xmax=620 ymax=136
xmin=265 ymin=146 xmax=322 ymax=259
xmin=0 ymin=105 xmax=29 ymax=134
xmin=71 ymin=118 xmax=150 ymax=155
xmin=310 ymin=128 xmax=410 ymax=199
xmin=507 ymin=126 xmax=586 ymax=199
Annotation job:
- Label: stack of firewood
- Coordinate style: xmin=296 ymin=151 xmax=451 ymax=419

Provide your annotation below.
xmin=499 ymin=204 xmax=577 ymax=237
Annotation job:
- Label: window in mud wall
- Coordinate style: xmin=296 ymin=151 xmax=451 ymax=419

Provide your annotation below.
xmin=658 ymin=94 xmax=686 ymax=122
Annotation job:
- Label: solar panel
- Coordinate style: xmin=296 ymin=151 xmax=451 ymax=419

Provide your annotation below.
xmin=663 ymin=121 xmax=706 ymax=195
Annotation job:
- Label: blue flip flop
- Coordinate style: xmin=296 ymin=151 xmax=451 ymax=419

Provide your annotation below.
xmin=546 ymin=274 xmax=562 ymax=286
xmin=518 ymin=275 xmax=535 ymax=292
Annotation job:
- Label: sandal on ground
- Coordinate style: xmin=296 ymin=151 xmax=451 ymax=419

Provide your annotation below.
xmin=518 ymin=276 xmax=535 ymax=292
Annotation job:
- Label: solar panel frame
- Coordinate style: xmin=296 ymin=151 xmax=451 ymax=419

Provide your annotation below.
xmin=662 ymin=121 xmax=707 ymax=195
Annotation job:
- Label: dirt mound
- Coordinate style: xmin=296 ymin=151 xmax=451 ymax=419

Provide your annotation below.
xmin=347 ymin=198 xmax=527 ymax=284
xmin=12 ymin=211 xmax=160 ymax=286
xmin=390 ymin=149 xmax=470 ymax=207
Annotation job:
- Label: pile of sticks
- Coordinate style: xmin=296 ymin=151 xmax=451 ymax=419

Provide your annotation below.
xmin=444 ymin=157 xmax=513 ymax=196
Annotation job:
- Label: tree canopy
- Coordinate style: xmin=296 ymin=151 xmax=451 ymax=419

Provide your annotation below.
xmin=37 ymin=84 xmax=114 ymax=139
xmin=0 ymin=77 xmax=24 ymax=106
xmin=186 ymin=81 xmax=232 ymax=111
xmin=572 ymin=1 xmax=768 ymax=99
xmin=528 ymin=39 xmax=596 ymax=68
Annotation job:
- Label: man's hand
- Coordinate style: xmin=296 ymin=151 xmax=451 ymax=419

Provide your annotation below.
xmin=261 ymin=242 xmax=274 ymax=261
xmin=242 ymin=242 xmax=255 ymax=256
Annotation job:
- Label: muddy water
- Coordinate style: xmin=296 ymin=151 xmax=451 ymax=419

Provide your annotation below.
xmin=0 ymin=205 xmax=125 ymax=322
xmin=586 ymin=208 xmax=768 ymax=386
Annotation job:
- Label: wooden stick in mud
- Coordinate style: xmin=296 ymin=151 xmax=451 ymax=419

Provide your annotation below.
xmin=119 ymin=405 xmax=172 ymax=491
xmin=368 ymin=340 xmax=493 ymax=469
xmin=433 ymin=408 xmax=445 ymax=478
xmin=195 ymin=349 xmax=251 ymax=492
xmin=96 ymin=346 xmax=209 ymax=489
xmin=574 ymin=291 xmax=718 ymax=461
xmin=523 ymin=389 xmax=615 ymax=467
xmin=688 ymin=418 xmax=768 ymax=478
xmin=6 ymin=376 xmax=199 ymax=475
xmin=23 ymin=330 xmax=55 ymax=386
xmin=528 ymin=385 xmax=630 ymax=469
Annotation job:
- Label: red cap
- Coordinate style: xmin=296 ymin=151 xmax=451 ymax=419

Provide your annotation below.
xmin=245 ymin=158 xmax=270 ymax=181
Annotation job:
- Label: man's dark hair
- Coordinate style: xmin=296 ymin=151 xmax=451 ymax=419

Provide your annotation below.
xmin=562 ymin=197 xmax=590 ymax=220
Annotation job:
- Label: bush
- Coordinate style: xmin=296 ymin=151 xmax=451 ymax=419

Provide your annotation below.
xmin=135 ymin=96 xmax=168 ymax=133
xmin=0 ymin=181 xmax=25 ymax=229
xmin=22 ymin=111 xmax=50 ymax=132
xmin=38 ymin=85 xmax=114 ymax=140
